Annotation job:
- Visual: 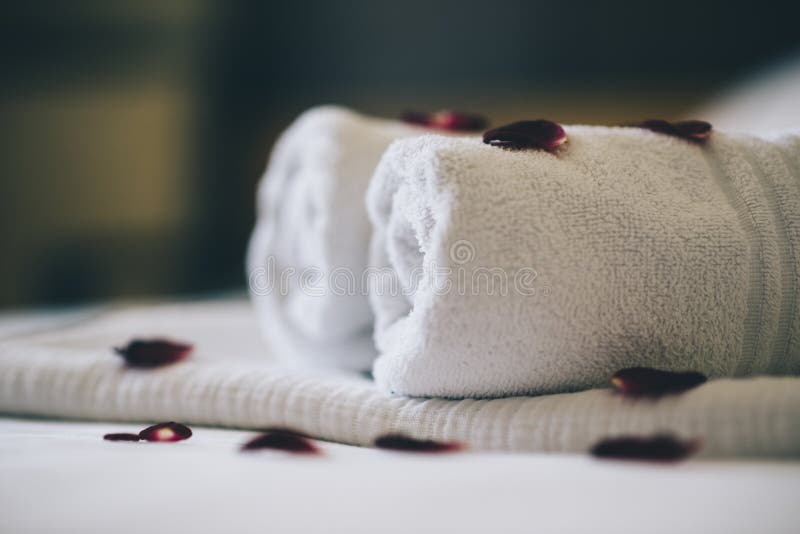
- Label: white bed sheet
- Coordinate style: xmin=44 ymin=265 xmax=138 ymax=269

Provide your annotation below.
xmin=1 ymin=417 xmax=798 ymax=534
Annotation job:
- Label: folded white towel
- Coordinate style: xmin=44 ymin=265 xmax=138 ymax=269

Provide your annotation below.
xmin=367 ymin=127 xmax=800 ymax=397
xmin=1 ymin=299 xmax=798 ymax=458
xmin=247 ymin=106 xmax=425 ymax=371
xmin=698 ymin=54 xmax=800 ymax=133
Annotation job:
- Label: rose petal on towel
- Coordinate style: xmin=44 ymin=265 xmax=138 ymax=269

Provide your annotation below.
xmin=374 ymin=434 xmax=464 ymax=453
xmin=611 ymin=367 xmax=707 ymax=397
xmin=637 ymin=119 xmax=712 ymax=142
xmin=139 ymin=422 xmax=193 ymax=442
xmin=674 ymin=120 xmax=713 ymax=140
xmin=430 ymin=110 xmax=488 ymax=131
xmin=241 ymin=428 xmax=321 ymax=455
xmin=401 ymin=110 xmax=488 ymax=132
xmin=103 ymin=433 xmax=142 ymax=442
xmin=482 ymin=120 xmax=567 ymax=151
xmin=590 ymin=435 xmax=701 ymax=462
xmin=114 ymin=339 xmax=192 ymax=368
xmin=401 ymin=110 xmax=431 ymax=126
xmin=637 ymin=119 xmax=679 ymax=136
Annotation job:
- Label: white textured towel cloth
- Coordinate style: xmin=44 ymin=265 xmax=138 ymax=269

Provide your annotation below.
xmin=247 ymin=106 xmax=425 ymax=371
xmin=368 ymin=128 xmax=800 ymax=397
xmin=0 ymin=299 xmax=798 ymax=458
xmin=699 ymin=55 xmax=800 ymax=133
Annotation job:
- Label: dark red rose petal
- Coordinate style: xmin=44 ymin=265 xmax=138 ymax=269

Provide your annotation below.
xmin=374 ymin=434 xmax=463 ymax=453
xmin=114 ymin=339 xmax=192 ymax=368
xmin=401 ymin=110 xmax=488 ymax=132
xmin=430 ymin=110 xmax=488 ymax=131
xmin=241 ymin=428 xmax=320 ymax=455
xmin=674 ymin=120 xmax=713 ymax=140
xmin=139 ymin=422 xmax=193 ymax=442
xmin=482 ymin=120 xmax=567 ymax=151
xmin=401 ymin=110 xmax=431 ymax=127
xmin=103 ymin=433 xmax=142 ymax=442
xmin=611 ymin=367 xmax=707 ymax=397
xmin=590 ymin=435 xmax=701 ymax=462
xmin=636 ymin=119 xmax=712 ymax=142
xmin=637 ymin=119 xmax=678 ymax=136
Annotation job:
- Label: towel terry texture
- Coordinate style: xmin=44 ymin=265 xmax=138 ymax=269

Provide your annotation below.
xmin=0 ymin=299 xmax=798 ymax=458
xmin=699 ymin=55 xmax=800 ymax=133
xmin=367 ymin=128 xmax=800 ymax=397
xmin=247 ymin=106 xmax=425 ymax=372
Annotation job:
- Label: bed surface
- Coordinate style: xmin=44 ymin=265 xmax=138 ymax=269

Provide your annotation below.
xmin=1 ymin=417 xmax=798 ymax=534
xmin=0 ymin=303 xmax=798 ymax=533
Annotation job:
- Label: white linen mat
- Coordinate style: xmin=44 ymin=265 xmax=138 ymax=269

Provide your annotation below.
xmin=0 ymin=298 xmax=797 ymax=457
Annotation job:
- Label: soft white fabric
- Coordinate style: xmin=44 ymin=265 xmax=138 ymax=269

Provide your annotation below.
xmin=698 ymin=54 xmax=800 ymax=133
xmin=247 ymin=106 xmax=426 ymax=371
xmin=2 ymin=418 xmax=798 ymax=534
xmin=0 ymin=299 xmax=798 ymax=458
xmin=367 ymin=129 xmax=800 ymax=397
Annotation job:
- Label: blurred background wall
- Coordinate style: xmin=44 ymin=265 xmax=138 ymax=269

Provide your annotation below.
xmin=1 ymin=0 xmax=799 ymax=309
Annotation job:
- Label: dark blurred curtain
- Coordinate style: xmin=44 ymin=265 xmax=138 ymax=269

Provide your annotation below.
xmin=1 ymin=0 xmax=799 ymax=307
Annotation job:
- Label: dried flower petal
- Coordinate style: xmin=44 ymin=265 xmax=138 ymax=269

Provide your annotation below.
xmin=139 ymin=422 xmax=193 ymax=442
xmin=611 ymin=367 xmax=707 ymax=397
xmin=637 ymin=119 xmax=678 ymax=136
xmin=374 ymin=434 xmax=463 ymax=453
xmin=103 ymin=433 xmax=142 ymax=442
xmin=114 ymin=339 xmax=192 ymax=368
xmin=400 ymin=110 xmax=431 ymax=126
xmin=430 ymin=110 xmax=488 ymax=131
xmin=401 ymin=110 xmax=488 ymax=132
xmin=636 ymin=119 xmax=712 ymax=142
xmin=590 ymin=435 xmax=701 ymax=461
xmin=482 ymin=120 xmax=567 ymax=151
xmin=673 ymin=120 xmax=713 ymax=140
xmin=241 ymin=428 xmax=320 ymax=455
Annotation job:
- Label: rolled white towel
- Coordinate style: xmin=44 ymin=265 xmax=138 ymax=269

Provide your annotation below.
xmin=367 ymin=126 xmax=800 ymax=397
xmin=247 ymin=106 xmax=421 ymax=370
xmin=247 ymin=106 xmax=487 ymax=370
xmin=698 ymin=54 xmax=800 ymax=134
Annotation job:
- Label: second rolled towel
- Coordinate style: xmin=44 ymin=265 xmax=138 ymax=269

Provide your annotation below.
xmin=247 ymin=106 xmax=424 ymax=370
xmin=367 ymin=127 xmax=800 ymax=397
xmin=247 ymin=106 xmax=487 ymax=371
